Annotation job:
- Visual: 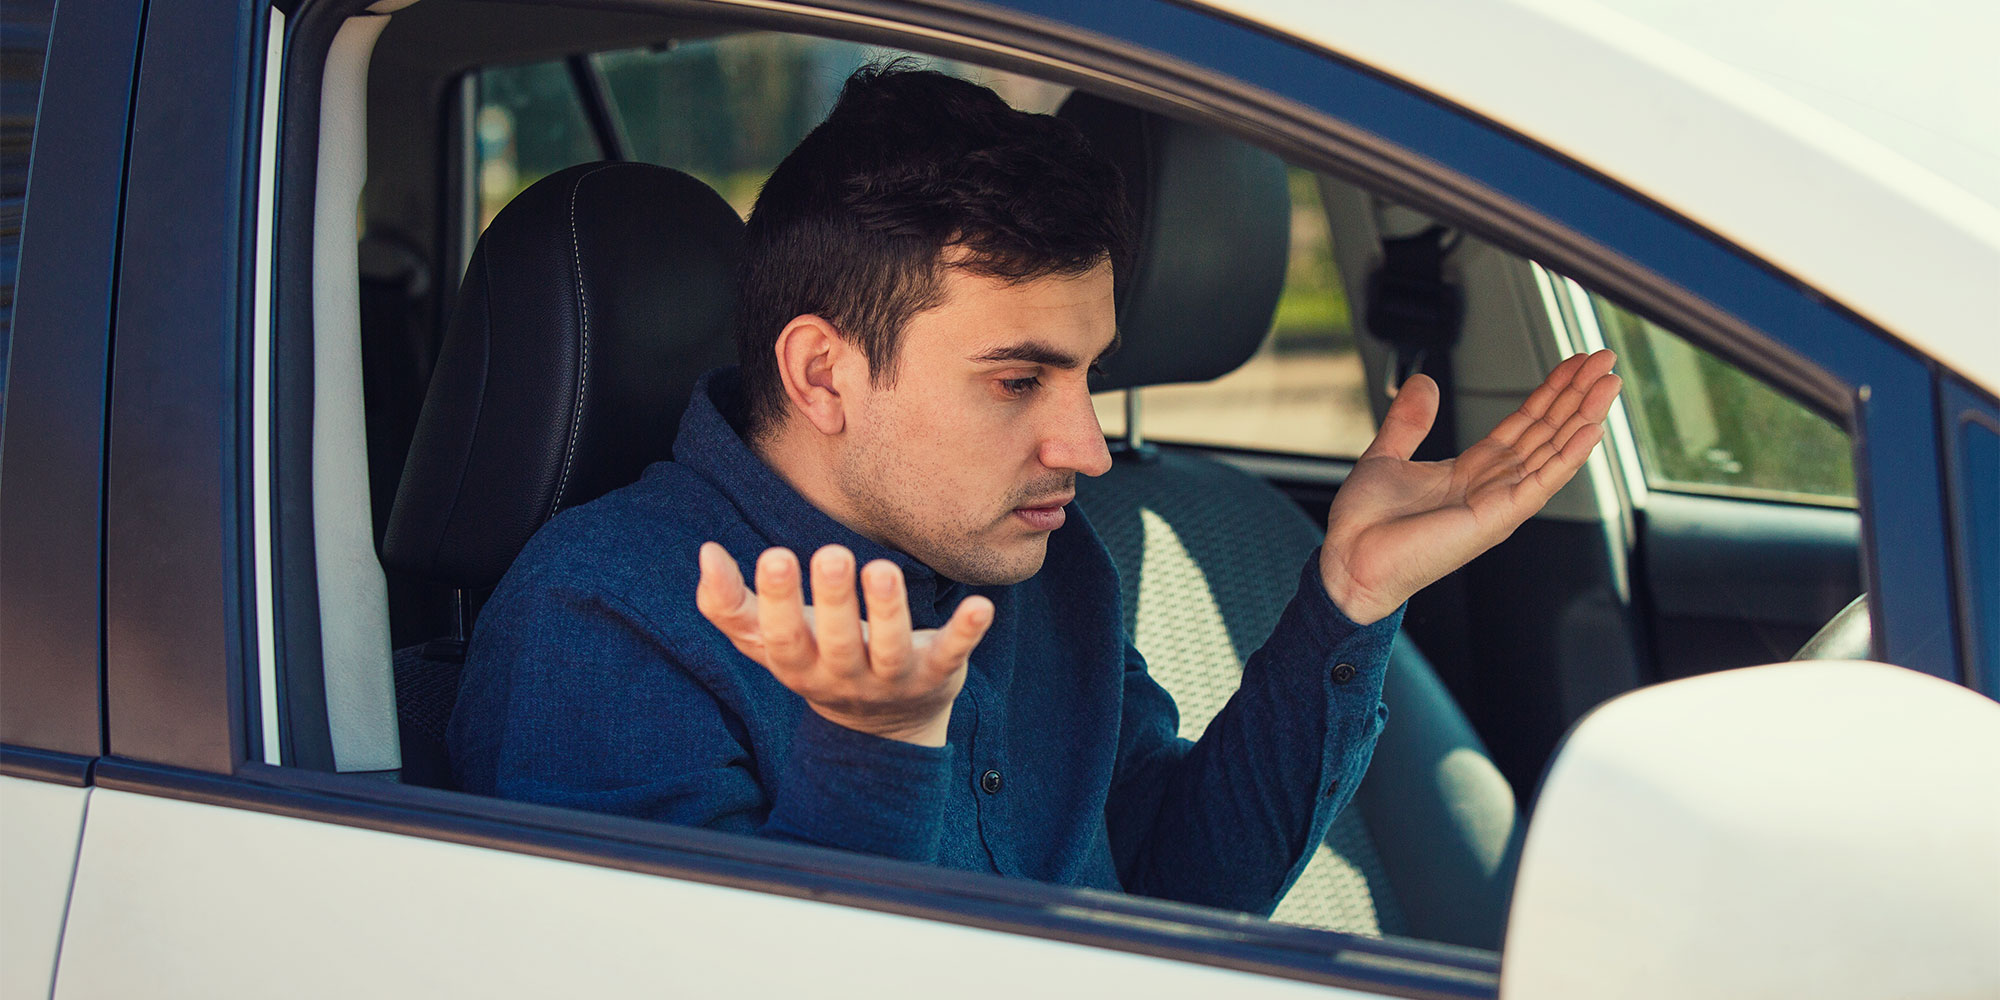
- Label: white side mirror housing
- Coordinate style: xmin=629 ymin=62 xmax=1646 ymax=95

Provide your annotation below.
xmin=1501 ymin=660 xmax=2000 ymax=1000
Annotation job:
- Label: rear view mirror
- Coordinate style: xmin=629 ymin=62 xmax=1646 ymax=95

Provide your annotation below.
xmin=1500 ymin=660 xmax=2000 ymax=999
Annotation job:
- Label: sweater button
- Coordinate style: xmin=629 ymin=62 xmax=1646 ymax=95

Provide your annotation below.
xmin=980 ymin=769 xmax=1003 ymax=794
xmin=1331 ymin=662 xmax=1357 ymax=684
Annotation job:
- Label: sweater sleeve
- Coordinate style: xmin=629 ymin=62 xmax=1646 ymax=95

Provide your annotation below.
xmin=1102 ymin=549 xmax=1402 ymax=914
xmin=448 ymin=577 xmax=951 ymax=863
xmin=762 ymin=708 xmax=951 ymax=861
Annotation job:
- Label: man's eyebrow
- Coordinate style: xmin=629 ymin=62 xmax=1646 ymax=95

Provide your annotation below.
xmin=971 ymin=337 xmax=1121 ymax=369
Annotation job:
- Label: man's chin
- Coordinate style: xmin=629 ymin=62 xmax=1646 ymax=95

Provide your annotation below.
xmin=936 ymin=535 xmax=1050 ymax=587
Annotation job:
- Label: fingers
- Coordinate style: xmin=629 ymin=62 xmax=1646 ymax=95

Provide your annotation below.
xmin=861 ymin=559 xmax=914 ymax=680
xmin=1543 ymin=351 xmax=1617 ymax=428
xmin=1535 ymin=373 xmax=1621 ymax=454
xmin=926 ymin=595 xmax=995 ymax=674
xmin=711 ymin=545 xmax=990 ymax=694
xmin=1488 ymin=353 xmax=1585 ymax=447
xmin=809 ymin=546 xmax=865 ymax=676
xmin=1495 ymin=350 xmax=1619 ymax=455
xmin=695 ymin=542 xmax=759 ymax=638
xmin=1490 ymin=350 xmax=1616 ymax=449
xmin=755 ymin=548 xmax=817 ymax=674
xmin=1360 ymin=373 xmax=1439 ymax=461
xmin=1558 ymin=422 xmax=1607 ymax=469
xmin=1579 ymin=369 xmax=1623 ymax=423
xmin=1523 ymin=423 xmax=1607 ymax=499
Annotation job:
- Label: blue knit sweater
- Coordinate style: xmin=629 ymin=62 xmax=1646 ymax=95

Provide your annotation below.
xmin=448 ymin=369 xmax=1401 ymax=914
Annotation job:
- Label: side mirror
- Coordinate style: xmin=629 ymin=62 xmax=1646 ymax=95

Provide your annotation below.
xmin=1501 ymin=661 xmax=2000 ymax=999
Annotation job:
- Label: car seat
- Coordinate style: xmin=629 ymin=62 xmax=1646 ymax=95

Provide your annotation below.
xmin=380 ymin=161 xmax=741 ymax=788
xmin=1059 ymin=92 xmax=1523 ymax=949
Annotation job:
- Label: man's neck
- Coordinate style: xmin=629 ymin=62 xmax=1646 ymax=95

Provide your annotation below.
xmin=749 ymin=419 xmax=890 ymax=551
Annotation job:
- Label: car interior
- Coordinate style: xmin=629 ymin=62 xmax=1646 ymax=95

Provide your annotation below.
xmin=269 ymin=0 xmax=1868 ymax=958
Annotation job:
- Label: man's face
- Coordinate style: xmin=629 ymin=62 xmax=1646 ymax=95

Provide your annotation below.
xmin=835 ymin=261 xmax=1117 ymax=585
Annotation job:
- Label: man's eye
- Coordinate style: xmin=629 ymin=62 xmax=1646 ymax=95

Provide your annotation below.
xmin=1000 ymin=376 xmax=1041 ymax=397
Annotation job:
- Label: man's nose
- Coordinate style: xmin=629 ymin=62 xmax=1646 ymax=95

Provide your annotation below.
xmin=1039 ymin=386 xmax=1113 ymax=478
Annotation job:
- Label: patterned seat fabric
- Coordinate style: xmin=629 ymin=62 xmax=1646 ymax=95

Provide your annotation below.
xmin=1078 ymin=451 xmax=1408 ymax=937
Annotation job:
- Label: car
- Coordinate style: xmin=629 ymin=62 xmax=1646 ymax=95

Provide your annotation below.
xmin=3 ymin=0 xmax=1996 ymax=997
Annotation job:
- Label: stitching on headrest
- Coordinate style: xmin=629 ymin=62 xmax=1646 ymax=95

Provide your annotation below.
xmin=550 ymin=164 xmax=619 ymax=518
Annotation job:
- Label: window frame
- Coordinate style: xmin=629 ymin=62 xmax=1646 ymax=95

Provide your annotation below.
xmin=86 ymin=0 xmax=1966 ymax=995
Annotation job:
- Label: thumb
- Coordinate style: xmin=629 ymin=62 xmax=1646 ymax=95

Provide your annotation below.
xmin=696 ymin=541 xmax=759 ymax=635
xmin=1362 ymin=373 xmax=1439 ymax=461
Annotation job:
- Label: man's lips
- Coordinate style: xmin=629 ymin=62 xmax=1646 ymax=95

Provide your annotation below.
xmin=1012 ymin=495 xmax=1073 ymax=532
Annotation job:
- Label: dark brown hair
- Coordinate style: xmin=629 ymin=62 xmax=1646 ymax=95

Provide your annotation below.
xmin=735 ymin=63 xmax=1130 ymax=436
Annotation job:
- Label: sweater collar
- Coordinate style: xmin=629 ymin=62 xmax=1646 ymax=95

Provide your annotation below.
xmin=671 ymin=368 xmax=966 ymax=622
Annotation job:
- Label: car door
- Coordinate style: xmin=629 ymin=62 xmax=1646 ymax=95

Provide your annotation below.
xmin=21 ymin=0 xmax=1984 ymax=996
xmin=37 ymin=1 xmax=1496 ymax=996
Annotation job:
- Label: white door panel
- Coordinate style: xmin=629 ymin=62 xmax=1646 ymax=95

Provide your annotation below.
xmin=55 ymin=789 xmax=1384 ymax=999
xmin=1 ymin=776 xmax=90 ymax=1000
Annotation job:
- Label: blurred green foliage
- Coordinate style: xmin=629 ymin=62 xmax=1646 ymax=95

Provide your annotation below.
xmin=1271 ymin=169 xmax=1353 ymax=353
xmin=476 ymin=35 xmax=1075 ymax=222
xmin=1594 ymin=300 xmax=1854 ymax=504
xmin=472 ymin=60 xmax=599 ymax=219
xmin=594 ymin=36 xmax=851 ymax=214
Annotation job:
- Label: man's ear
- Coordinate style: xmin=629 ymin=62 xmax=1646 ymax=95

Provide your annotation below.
xmin=772 ymin=314 xmax=856 ymax=437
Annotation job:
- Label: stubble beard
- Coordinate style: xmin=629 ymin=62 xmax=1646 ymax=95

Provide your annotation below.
xmin=835 ymin=433 xmax=1071 ymax=587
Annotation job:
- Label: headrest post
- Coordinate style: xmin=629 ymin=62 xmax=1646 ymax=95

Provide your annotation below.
xmin=450 ymin=589 xmax=467 ymax=643
xmin=1110 ymin=388 xmax=1158 ymax=463
xmin=1125 ymin=388 xmax=1144 ymax=450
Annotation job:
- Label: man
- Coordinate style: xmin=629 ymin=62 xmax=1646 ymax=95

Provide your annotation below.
xmin=449 ymin=66 xmax=1620 ymax=915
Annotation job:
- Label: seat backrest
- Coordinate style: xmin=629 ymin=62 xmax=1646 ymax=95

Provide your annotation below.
xmin=1060 ymin=93 xmax=1522 ymax=947
xmin=383 ymin=161 xmax=742 ymax=590
xmin=381 ymin=161 xmax=742 ymax=786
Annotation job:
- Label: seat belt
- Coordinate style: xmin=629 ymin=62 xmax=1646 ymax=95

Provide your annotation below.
xmin=1364 ymin=224 xmax=1477 ymax=737
xmin=1365 ymin=225 xmax=1463 ymax=462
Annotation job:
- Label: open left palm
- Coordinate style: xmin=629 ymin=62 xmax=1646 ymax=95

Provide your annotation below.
xmin=1320 ymin=350 xmax=1622 ymax=624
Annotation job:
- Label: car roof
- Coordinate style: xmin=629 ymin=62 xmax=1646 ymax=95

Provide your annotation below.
xmin=1198 ymin=0 xmax=2000 ymax=395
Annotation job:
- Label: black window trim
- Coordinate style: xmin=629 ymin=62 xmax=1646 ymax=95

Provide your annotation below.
xmin=0 ymin=745 xmax=97 ymax=786
xmin=0 ymin=0 xmax=149 ymax=761
xmin=102 ymin=0 xmax=266 ymax=772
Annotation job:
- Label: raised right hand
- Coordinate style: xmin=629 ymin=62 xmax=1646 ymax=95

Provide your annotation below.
xmin=695 ymin=542 xmax=993 ymax=747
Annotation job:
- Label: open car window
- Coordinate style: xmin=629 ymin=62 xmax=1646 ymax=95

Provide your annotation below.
xmin=398 ymin=14 xmax=1864 ymax=937
xmin=215 ymin=3 xmax=1933 ymax=994
xmin=446 ymin=26 xmax=1515 ymax=954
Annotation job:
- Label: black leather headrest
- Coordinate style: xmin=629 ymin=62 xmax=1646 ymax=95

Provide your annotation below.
xmin=1058 ymin=93 xmax=1291 ymax=391
xmin=384 ymin=162 xmax=741 ymax=589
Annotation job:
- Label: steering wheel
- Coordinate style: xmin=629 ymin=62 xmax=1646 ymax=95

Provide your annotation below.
xmin=1794 ymin=593 xmax=1872 ymax=661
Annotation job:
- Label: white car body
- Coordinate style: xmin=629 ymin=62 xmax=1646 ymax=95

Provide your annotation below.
xmin=3 ymin=1 xmax=1995 ymax=998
